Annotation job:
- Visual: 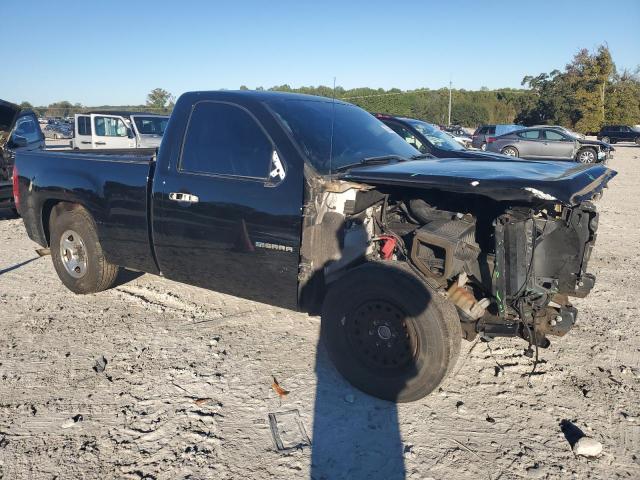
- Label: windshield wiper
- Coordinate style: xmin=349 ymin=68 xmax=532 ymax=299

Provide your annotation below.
xmin=333 ymin=155 xmax=408 ymax=173
xmin=410 ymin=153 xmax=435 ymax=159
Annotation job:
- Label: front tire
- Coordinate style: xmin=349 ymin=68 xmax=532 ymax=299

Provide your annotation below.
xmin=50 ymin=204 xmax=119 ymax=294
xmin=577 ymin=148 xmax=597 ymax=163
xmin=601 ymin=136 xmax=610 ymax=144
xmin=321 ymin=262 xmax=461 ymax=402
xmin=635 ymin=136 xmax=640 ymax=145
xmin=480 ymin=142 xmax=487 ymax=151
xmin=501 ymin=146 xmax=519 ymax=157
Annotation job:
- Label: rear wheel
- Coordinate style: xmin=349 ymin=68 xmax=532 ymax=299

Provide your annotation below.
xmin=577 ymin=148 xmax=597 ymax=163
xmin=480 ymin=142 xmax=487 ymax=151
xmin=50 ymin=204 xmax=119 ymax=294
xmin=501 ymin=146 xmax=519 ymax=157
xmin=321 ymin=262 xmax=461 ymax=402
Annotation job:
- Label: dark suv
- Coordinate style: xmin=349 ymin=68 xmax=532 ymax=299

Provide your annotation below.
xmin=598 ymin=125 xmax=640 ymax=144
xmin=1 ymin=99 xmax=45 ymax=211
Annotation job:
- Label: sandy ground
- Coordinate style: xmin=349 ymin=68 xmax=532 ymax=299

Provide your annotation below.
xmin=1 ymin=145 xmax=639 ymax=480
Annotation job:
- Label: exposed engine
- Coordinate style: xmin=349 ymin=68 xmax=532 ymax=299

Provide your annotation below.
xmin=300 ymin=179 xmax=599 ymax=350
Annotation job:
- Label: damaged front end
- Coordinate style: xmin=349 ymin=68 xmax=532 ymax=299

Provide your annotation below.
xmin=300 ymin=157 xmax=616 ymax=351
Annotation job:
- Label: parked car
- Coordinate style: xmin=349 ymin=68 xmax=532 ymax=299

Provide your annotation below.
xmin=44 ymin=124 xmax=72 ymax=139
xmin=72 ymin=112 xmax=169 ymax=149
xmin=487 ymin=127 xmax=614 ymax=163
xmin=15 ymin=91 xmax=616 ymax=402
xmin=472 ymin=124 xmax=521 ymax=150
xmin=597 ymin=125 xmax=640 ymax=144
xmin=444 ymin=125 xmax=472 ymax=146
xmin=0 ymin=99 xmax=44 ymax=210
xmin=375 ymin=114 xmax=515 ymax=161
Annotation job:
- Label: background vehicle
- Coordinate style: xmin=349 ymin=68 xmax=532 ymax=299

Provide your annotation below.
xmin=443 ymin=125 xmax=472 ymax=147
xmin=43 ymin=124 xmax=72 ymax=139
xmin=598 ymin=125 xmax=640 ymax=144
xmin=15 ymin=91 xmax=616 ymax=402
xmin=472 ymin=124 xmax=521 ymax=150
xmin=73 ymin=111 xmax=168 ymax=149
xmin=375 ymin=114 xmax=514 ymax=160
xmin=1 ymin=99 xmax=44 ymax=210
xmin=487 ymin=127 xmax=614 ymax=163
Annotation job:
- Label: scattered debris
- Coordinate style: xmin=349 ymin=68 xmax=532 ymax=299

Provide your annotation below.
xmin=486 ymin=415 xmax=496 ymax=423
xmin=35 ymin=247 xmax=50 ymax=257
xmin=271 ymin=377 xmax=289 ymax=398
xmin=194 ymin=398 xmax=213 ymax=406
xmin=456 ymin=401 xmax=467 ymax=415
xmin=93 ymin=355 xmax=108 ymax=373
xmin=573 ymin=437 xmax=603 ymax=457
xmin=268 ymin=410 xmax=311 ymax=452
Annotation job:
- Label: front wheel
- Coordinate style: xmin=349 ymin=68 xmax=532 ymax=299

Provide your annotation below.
xmin=321 ymin=262 xmax=461 ymax=402
xmin=601 ymin=136 xmax=610 ymax=144
xmin=635 ymin=137 xmax=640 ymax=145
xmin=501 ymin=146 xmax=519 ymax=157
xmin=577 ymin=148 xmax=597 ymax=164
xmin=50 ymin=204 xmax=120 ymax=294
xmin=480 ymin=142 xmax=487 ymax=151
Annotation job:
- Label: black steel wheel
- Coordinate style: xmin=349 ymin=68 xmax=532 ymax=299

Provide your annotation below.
xmin=321 ymin=262 xmax=461 ymax=402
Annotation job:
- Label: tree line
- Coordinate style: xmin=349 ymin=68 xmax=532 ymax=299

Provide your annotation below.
xmin=19 ymin=45 xmax=639 ymax=134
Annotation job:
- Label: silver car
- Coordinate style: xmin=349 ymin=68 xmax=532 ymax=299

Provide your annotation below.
xmin=486 ymin=127 xmax=613 ymax=163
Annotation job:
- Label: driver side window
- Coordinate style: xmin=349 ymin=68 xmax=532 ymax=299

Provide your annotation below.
xmin=543 ymin=130 xmax=567 ymax=141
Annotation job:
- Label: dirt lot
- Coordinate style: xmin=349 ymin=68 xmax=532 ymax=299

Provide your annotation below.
xmin=1 ymin=145 xmax=639 ymax=480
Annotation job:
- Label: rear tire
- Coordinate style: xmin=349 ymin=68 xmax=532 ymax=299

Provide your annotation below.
xmin=501 ymin=146 xmax=519 ymax=157
xmin=480 ymin=142 xmax=487 ymax=151
xmin=577 ymin=147 xmax=597 ymax=163
xmin=50 ymin=204 xmax=119 ymax=294
xmin=321 ymin=262 xmax=461 ymax=402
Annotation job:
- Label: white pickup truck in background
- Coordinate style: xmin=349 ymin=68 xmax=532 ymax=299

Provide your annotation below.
xmin=72 ymin=111 xmax=169 ymax=149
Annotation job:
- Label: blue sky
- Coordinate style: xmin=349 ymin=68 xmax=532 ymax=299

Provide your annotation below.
xmin=3 ymin=0 xmax=639 ymax=106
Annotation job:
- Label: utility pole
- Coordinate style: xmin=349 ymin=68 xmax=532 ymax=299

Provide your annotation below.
xmin=448 ymin=80 xmax=452 ymax=126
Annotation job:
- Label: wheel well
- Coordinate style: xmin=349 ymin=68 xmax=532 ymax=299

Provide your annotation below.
xmin=41 ymin=200 xmax=81 ymax=246
xmin=501 ymin=145 xmax=519 ymax=154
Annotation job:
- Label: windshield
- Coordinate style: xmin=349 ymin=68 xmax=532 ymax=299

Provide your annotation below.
xmin=133 ymin=116 xmax=168 ymax=135
xmin=266 ymin=98 xmax=419 ymax=174
xmin=407 ymin=120 xmax=465 ymax=152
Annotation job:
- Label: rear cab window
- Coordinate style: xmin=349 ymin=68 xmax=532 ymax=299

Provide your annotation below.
xmin=77 ymin=116 xmax=92 ymax=135
xmin=179 ymin=101 xmax=273 ymax=179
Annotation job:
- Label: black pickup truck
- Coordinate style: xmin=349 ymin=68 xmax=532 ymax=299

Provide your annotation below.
xmin=1 ymin=99 xmax=45 ymax=210
xmin=15 ymin=91 xmax=616 ymax=402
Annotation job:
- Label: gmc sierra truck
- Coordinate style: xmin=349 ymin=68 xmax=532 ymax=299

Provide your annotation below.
xmin=14 ymin=91 xmax=616 ymax=402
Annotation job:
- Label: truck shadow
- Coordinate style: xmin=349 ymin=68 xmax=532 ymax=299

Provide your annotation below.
xmin=310 ymin=263 xmax=430 ymax=480
xmin=0 ymin=207 xmax=19 ymax=221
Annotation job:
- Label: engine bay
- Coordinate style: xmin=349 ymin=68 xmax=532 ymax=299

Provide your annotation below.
xmin=299 ymin=179 xmax=600 ymax=349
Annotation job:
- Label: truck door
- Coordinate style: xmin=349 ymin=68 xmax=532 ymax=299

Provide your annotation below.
xmin=151 ymin=100 xmax=304 ymax=309
xmin=90 ymin=114 xmax=135 ymax=149
xmin=74 ymin=115 xmax=93 ymax=149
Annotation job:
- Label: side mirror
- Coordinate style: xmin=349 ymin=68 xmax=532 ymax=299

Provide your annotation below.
xmin=11 ymin=135 xmax=28 ymax=148
xmin=127 ymin=128 xmax=134 ymax=139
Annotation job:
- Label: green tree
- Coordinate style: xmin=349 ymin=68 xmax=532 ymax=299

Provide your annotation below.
xmin=146 ymin=88 xmax=174 ymax=111
xmin=46 ymin=101 xmax=74 ymax=117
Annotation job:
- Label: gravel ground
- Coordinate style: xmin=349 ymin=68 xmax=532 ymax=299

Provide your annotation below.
xmin=1 ymin=145 xmax=639 ymax=480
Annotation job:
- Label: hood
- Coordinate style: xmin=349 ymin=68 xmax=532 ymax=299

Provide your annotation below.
xmin=0 ymin=98 xmax=21 ymax=147
xmin=453 ymin=149 xmax=518 ymax=161
xmin=342 ymin=157 xmax=617 ymax=205
xmin=578 ymin=138 xmax=614 ymax=150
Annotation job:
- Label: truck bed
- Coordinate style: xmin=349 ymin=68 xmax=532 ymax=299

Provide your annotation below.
xmin=16 ymin=150 xmax=159 ymax=274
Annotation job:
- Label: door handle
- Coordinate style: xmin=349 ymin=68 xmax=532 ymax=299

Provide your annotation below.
xmin=81 ymin=141 xmax=92 ymax=144
xmin=169 ymin=192 xmax=199 ymax=203
xmin=95 ymin=141 xmax=106 ymax=145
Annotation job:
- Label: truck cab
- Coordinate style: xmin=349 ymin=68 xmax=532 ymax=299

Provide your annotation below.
xmin=73 ymin=112 xmax=168 ymax=149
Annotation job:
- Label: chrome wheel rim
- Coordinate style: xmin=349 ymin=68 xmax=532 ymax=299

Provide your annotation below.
xmin=60 ymin=229 xmax=88 ymax=278
xmin=579 ymin=150 xmax=595 ymax=163
xmin=602 ymin=137 xmax=609 ymax=143
xmin=503 ymin=147 xmax=517 ymax=156
xmin=481 ymin=143 xmax=487 ymax=151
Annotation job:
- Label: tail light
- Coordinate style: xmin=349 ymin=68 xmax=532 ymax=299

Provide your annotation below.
xmin=12 ymin=164 xmax=20 ymax=212
xmin=487 ymin=137 xmax=496 ymax=143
